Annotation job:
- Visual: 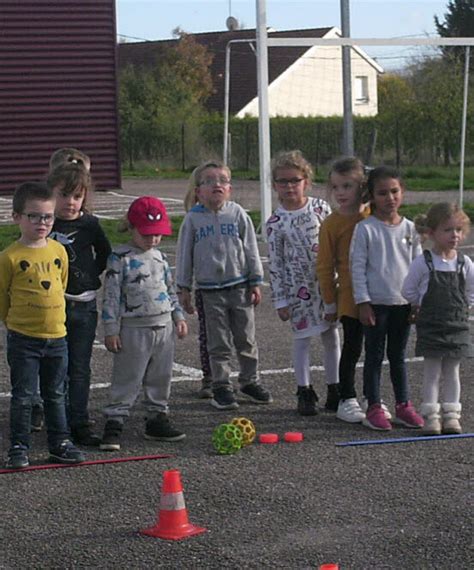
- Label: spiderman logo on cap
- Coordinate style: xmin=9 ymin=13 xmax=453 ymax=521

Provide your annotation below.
xmin=128 ymin=196 xmax=172 ymax=235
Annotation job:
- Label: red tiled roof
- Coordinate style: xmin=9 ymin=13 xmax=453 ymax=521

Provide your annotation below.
xmin=118 ymin=27 xmax=333 ymax=114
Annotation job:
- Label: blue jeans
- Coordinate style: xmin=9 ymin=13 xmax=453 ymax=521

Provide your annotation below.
xmin=7 ymin=331 xmax=69 ymax=449
xmin=363 ymin=305 xmax=411 ymax=406
xmin=66 ymin=300 xmax=98 ymax=428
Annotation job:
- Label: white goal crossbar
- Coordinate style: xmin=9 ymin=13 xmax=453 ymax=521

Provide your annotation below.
xmin=254 ymin=30 xmax=473 ymax=226
xmin=266 ymin=37 xmax=474 ymax=48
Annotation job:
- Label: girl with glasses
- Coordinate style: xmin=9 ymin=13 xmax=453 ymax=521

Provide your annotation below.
xmin=266 ymin=150 xmax=341 ymax=416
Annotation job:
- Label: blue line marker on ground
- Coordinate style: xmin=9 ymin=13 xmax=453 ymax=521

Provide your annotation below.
xmin=336 ymin=433 xmax=474 ymax=447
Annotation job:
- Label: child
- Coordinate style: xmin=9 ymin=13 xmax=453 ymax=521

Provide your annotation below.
xmin=183 ymin=167 xmax=213 ymax=399
xmin=351 ymin=166 xmax=423 ymax=431
xmin=317 ymin=157 xmax=370 ymax=423
xmin=0 ymin=182 xmax=85 ymax=468
xmin=49 ymin=147 xmax=91 ymax=172
xmin=100 ymin=196 xmax=187 ymax=450
xmin=30 ymin=147 xmax=93 ymax=433
xmin=47 ymin=162 xmax=111 ymax=445
xmin=176 ymin=160 xmax=272 ymax=411
xmin=266 ymin=150 xmax=340 ymax=416
xmin=402 ymin=203 xmax=473 ymax=435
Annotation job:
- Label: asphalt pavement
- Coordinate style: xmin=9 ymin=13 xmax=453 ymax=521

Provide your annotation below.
xmin=0 ymin=182 xmax=473 ymax=569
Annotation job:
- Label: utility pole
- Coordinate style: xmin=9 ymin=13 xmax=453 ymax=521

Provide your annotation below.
xmin=341 ymin=0 xmax=354 ymax=155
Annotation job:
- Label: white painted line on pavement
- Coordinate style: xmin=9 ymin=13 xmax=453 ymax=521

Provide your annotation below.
xmin=0 ymin=377 xmax=196 ymax=398
xmin=0 ymin=356 xmax=427 ymax=398
xmin=103 ymin=191 xmax=183 ymax=204
xmin=173 ymin=362 xmax=202 ymax=376
xmin=104 ymin=191 xmax=144 ymax=200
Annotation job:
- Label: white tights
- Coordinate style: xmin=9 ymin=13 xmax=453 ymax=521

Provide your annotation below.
xmin=293 ymin=326 xmax=340 ymax=387
xmin=422 ymin=356 xmax=461 ymax=404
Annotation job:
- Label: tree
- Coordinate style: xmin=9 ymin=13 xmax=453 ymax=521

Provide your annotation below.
xmin=118 ymin=65 xmax=162 ymax=169
xmin=118 ymin=30 xmax=214 ymax=167
xmin=435 ymin=0 xmax=474 ymax=37
xmin=156 ymin=30 xmax=214 ymax=118
xmin=434 ymin=1 xmax=474 ymax=63
xmin=408 ymin=56 xmax=466 ymax=165
xmin=378 ymin=74 xmax=416 ymax=167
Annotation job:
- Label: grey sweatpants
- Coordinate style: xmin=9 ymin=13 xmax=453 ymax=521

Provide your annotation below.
xmin=200 ymin=286 xmax=259 ymax=390
xmin=103 ymin=322 xmax=174 ymax=420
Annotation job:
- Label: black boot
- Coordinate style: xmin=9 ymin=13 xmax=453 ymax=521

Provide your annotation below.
xmin=144 ymin=413 xmax=186 ymax=442
xmin=71 ymin=424 xmax=101 ymax=447
xmin=100 ymin=419 xmax=123 ymax=451
xmin=296 ymin=385 xmax=319 ymax=416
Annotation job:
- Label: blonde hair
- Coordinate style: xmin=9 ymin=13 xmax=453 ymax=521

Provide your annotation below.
xmin=184 ymin=160 xmax=232 ymax=212
xmin=49 ymin=148 xmax=91 ymax=173
xmin=414 ymin=202 xmax=470 ymax=238
xmin=271 ymin=150 xmax=313 ymax=183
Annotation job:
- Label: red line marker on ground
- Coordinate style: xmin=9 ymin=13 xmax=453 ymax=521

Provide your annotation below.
xmin=0 ymin=453 xmax=172 ymax=475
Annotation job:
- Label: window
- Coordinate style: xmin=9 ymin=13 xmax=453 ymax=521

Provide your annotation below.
xmin=355 ymin=76 xmax=369 ymax=104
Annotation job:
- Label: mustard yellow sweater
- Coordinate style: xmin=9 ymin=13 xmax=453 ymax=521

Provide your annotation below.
xmin=317 ymin=209 xmax=369 ymax=319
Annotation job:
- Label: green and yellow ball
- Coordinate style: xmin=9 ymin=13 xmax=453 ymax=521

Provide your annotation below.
xmin=231 ymin=417 xmax=256 ymax=446
xmin=212 ymin=423 xmax=243 ymax=455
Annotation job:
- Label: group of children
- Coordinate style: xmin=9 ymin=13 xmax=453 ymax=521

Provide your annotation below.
xmin=266 ymin=151 xmax=471 ymax=436
xmin=1 ymin=149 xmax=104 ymax=468
xmin=1 ymin=148 xmax=471 ymax=469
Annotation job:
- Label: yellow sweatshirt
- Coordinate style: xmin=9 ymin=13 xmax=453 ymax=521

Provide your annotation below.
xmin=0 ymin=239 xmax=68 ymax=338
xmin=317 ymin=208 xmax=369 ymax=319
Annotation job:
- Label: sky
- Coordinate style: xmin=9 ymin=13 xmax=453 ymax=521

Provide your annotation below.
xmin=116 ymin=1 xmax=451 ymax=69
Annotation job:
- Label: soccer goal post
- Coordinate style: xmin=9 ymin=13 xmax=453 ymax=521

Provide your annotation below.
xmin=252 ymin=5 xmax=474 ymax=224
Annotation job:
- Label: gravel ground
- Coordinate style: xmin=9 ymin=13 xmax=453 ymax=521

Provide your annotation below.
xmin=1 ymin=183 xmax=473 ymax=569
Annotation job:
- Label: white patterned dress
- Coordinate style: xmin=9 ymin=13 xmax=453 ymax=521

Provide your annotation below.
xmin=266 ymin=197 xmax=332 ymax=339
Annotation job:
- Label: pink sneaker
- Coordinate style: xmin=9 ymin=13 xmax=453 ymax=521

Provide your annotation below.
xmin=362 ymin=404 xmax=392 ymax=431
xmin=394 ymin=401 xmax=424 ymax=428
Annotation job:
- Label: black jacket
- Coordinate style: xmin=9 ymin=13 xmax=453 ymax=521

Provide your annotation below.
xmin=50 ymin=213 xmax=111 ymax=295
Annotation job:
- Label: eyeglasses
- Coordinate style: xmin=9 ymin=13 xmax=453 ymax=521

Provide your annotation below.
xmin=21 ymin=213 xmax=55 ymax=225
xmin=274 ymin=177 xmax=305 ymax=187
xmin=198 ymin=177 xmax=231 ymax=187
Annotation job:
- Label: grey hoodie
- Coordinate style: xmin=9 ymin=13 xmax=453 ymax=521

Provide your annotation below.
xmin=176 ymin=201 xmax=263 ymax=290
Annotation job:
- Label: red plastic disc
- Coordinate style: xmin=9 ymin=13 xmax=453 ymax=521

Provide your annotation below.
xmin=284 ymin=431 xmax=304 ymax=443
xmin=258 ymin=433 xmax=279 ymax=444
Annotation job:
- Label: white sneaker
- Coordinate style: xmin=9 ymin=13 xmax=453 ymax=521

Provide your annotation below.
xmin=337 ymin=398 xmax=365 ymax=423
xmin=361 ymin=397 xmax=392 ymax=421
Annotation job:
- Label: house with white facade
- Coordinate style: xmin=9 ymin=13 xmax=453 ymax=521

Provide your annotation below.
xmin=119 ymin=26 xmax=383 ymax=119
xmin=237 ymin=27 xmax=383 ymax=118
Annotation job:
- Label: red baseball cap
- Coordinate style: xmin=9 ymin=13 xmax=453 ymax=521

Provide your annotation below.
xmin=127 ymin=196 xmax=172 ymax=236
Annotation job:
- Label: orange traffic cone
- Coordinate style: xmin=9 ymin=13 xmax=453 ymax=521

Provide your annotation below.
xmin=140 ymin=469 xmax=207 ymax=540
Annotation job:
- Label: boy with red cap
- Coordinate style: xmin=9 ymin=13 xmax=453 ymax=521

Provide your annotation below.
xmin=100 ymin=196 xmax=187 ymax=450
